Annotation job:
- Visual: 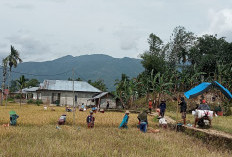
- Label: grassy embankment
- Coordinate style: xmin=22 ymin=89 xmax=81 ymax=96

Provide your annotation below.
xmin=165 ymin=101 xmax=232 ymax=134
xmin=166 ymin=111 xmax=232 ymax=134
xmin=0 ymin=104 xmax=231 ymax=157
xmin=134 ymin=98 xmax=232 ymax=134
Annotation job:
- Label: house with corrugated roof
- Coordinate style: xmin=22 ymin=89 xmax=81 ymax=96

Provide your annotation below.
xmin=89 ymin=92 xmax=117 ymax=109
xmin=37 ymin=80 xmax=102 ymax=107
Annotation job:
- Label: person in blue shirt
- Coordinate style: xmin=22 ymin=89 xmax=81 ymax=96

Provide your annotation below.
xmin=92 ymin=105 xmax=97 ymax=113
xmin=159 ymin=100 xmax=166 ymax=118
xmin=119 ymin=110 xmax=130 ymax=129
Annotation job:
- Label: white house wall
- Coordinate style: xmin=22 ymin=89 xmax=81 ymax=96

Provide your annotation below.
xmin=100 ymin=98 xmax=116 ymax=108
xmin=40 ymin=91 xmax=98 ymax=106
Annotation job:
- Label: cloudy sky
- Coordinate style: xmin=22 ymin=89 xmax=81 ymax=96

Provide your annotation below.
xmin=0 ymin=0 xmax=232 ymax=62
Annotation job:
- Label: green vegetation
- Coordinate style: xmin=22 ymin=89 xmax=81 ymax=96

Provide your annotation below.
xmin=27 ymin=99 xmax=43 ymax=106
xmin=88 ymin=79 xmax=108 ymax=91
xmin=16 ymin=75 xmax=28 ymax=107
xmin=1 ymin=45 xmax=23 ymax=107
xmin=114 ymin=26 xmax=232 ymax=111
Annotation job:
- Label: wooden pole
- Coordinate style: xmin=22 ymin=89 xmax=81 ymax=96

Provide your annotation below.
xmin=72 ymin=68 xmax=75 ymax=126
xmin=176 ymin=99 xmax=178 ymax=122
xmin=176 ymin=94 xmax=179 ymax=130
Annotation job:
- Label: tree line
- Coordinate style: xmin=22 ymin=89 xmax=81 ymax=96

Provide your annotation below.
xmin=114 ymin=26 xmax=232 ymax=108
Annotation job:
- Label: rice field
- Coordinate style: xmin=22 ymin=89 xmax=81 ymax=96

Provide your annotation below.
xmin=0 ymin=104 xmax=231 ymax=157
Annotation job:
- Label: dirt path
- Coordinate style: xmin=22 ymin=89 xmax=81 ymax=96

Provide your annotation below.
xmin=150 ymin=112 xmax=232 ymax=142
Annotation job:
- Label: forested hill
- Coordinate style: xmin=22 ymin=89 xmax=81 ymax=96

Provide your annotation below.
xmin=6 ymin=54 xmax=144 ymax=91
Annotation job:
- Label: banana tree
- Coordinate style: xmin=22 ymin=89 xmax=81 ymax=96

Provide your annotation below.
xmin=150 ymin=72 xmax=173 ymax=108
xmin=16 ymin=75 xmax=28 ymax=107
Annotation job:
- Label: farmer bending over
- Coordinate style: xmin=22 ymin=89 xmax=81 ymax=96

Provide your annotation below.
xmin=87 ymin=111 xmax=95 ymax=128
xmin=137 ymin=110 xmax=148 ymax=133
xmin=119 ymin=110 xmax=130 ymax=129
xmin=10 ymin=111 xmax=19 ymax=126
xmin=194 ymin=99 xmax=211 ymax=127
xmin=58 ymin=114 xmax=67 ymax=125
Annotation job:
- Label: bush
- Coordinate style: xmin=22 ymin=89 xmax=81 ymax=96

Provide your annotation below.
xmin=27 ymin=99 xmax=43 ymax=106
xmin=166 ymin=102 xmax=178 ymax=112
xmin=223 ymin=102 xmax=232 ymax=116
xmin=15 ymin=94 xmax=21 ymax=99
xmin=7 ymin=97 xmax=15 ymax=102
xmin=35 ymin=100 xmax=43 ymax=106
xmin=27 ymin=99 xmax=35 ymax=104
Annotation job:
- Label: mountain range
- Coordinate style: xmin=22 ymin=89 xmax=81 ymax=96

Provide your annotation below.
xmin=4 ymin=54 xmax=144 ymax=91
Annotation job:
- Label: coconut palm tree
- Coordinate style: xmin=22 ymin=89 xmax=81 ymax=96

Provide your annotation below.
xmin=5 ymin=45 xmax=22 ymax=106
xmin=16 ymin=75 xmax=28 ymax=107
xmin=1 ymin=58 xmax=8 ymax=107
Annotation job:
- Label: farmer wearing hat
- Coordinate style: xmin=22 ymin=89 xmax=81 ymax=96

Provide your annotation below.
xmin=159 ymin=99 xmax=166 ymax=118
xmin=86 ymin=110 xmax=95 ymax=128
xmin=119 ymin=110 xmax=130 ymax=129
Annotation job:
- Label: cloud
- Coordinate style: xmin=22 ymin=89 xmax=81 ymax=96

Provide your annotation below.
xmin=207 ymin=9 xmax=232 ymax=41
xmin=6 ymin=32 xmax=52 ymax=61
xmin=14 ymin=4 xmax=35 ymax=9
xmin=0 ymin=43 xmax=7 ymax=48
xmin=114 ymin=26 xmax=144 ymax=51
xmin=41 ymin=0 xmax=67 ymax=3
xmin=4 ymin=3 xmax=35 ymax=10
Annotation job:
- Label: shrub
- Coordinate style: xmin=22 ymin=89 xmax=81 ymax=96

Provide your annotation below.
xmin=223 ymin=102 xmax=232 ymax=116
xmin=7 ymin=97 xmax=15 ymax=102
xmin=15 ymin=94 xmax=21 ymax=99
xmin=166 ymin=102 xmax=178 ymax=112
xmin=27 ymin=99 xmax=35 ymax=104
xmin=35 ymin=100 xmax=43 ymax=106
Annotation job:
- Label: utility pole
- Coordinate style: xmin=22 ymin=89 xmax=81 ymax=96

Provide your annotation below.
xmin=72 ymin=68 xmax=75 ymax=126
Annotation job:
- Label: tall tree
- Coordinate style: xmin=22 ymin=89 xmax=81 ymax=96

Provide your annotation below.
xmin=5 ymin=45 xmax=22 ymax=106
xmin=114 ymin=74 xmax=130 ymax=108
xmin=26 ymin=79 xmax=40 ymax=87
xmin=16 ymin=75 xmax=28 ymax=107
xmin=189 ymin=34 xmax=230 ymax=77
xmin=89 ymin=79 xmax=108 ymax=92
xmin=167 ymin=26 xmax=195 ymax=67
xmin=140 ymin=33 xmax=166 ymax=74
xmin=1 ymin=58 xmax=8 ymax=106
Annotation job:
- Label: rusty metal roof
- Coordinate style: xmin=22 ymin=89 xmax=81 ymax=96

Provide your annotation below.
xmin=92 ymin=92 xmax=109 ymax=99
xmin=39 ymin=80 xmax=101 ymax=93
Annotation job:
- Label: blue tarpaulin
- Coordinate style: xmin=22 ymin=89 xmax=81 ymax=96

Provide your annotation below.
xmin=184 ymin=81 xmax=232 ymax=100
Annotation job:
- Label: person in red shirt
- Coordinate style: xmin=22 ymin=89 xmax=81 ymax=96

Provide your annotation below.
xmin=148 ymin=99 xmax=153 ymax=114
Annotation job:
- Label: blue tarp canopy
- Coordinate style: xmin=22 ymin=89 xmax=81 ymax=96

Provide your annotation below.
xmin=184 ymin=81 xmax=232 ymax=100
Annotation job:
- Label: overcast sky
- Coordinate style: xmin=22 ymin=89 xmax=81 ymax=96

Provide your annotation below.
xmin=0 ymin=0 xmax=232 ymax=62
